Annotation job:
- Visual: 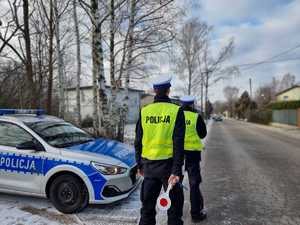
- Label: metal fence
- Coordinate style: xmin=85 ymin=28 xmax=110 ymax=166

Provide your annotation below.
xmin=272 ymin=109 xmax=298 ymax=126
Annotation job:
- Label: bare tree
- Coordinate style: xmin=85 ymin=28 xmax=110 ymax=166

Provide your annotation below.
xmin=54 ymin=0 xmax=66 ymax=117
xmin=87 ymin=0 xmax=111 ymax=136
xmin=78 ymin=0 xmax=177 ymax=139
xmin=111 ymin=0 xmax=177 ymax=139
xmin=0 ymin=61 xmax=26 ymax=108
xmin=255 ymin=73 xmax=296 ymax=107
xmin=118 ymin=0 xmax=137 ymax=141
xmin=1 ymin=0 xmax=83 ymax=116
xmin=174 ymin=18 xmax=209 ymax=95
xmin=223 ymin=86 xmax=239 ymax=117
xmin=73 ymin=0 xmax=81 ymax=124
xmin=171 ymin=16 xmax=236 ymax=116
xmin=0 ymin=0 xmax=37 ymax=107
xmin=23 ymin=0 xmax=37 ymax=107
xmin=278 ymin=73 xmax=295 ymax=92
xmin=200 ymin=38 xmax=237 ymax=117
xmin=255 ymin=85 xmax=273 ymax=107
xmin=108 ymin=0 xmax=118 ymax=138
xmin=36 ymin=0 xmax=56 ymax=113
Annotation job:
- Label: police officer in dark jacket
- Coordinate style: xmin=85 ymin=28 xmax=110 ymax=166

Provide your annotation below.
xmin=135 ymin=76 xmax=185 ymax=225
xmin=180 ymin=96 xmax=207 ymax=222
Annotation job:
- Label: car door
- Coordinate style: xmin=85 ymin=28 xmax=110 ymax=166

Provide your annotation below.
xmin=0 ymin=121 xmax=45 ymax=194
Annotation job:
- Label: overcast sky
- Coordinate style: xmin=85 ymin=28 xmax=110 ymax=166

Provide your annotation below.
xmin=175 ymin=0 xmax=300 ymax=102
xmin=2 ymin=0 xmax=299 ymax=103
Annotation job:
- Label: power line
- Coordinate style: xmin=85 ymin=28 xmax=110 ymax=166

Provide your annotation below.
xmin=240 ymin=57 xmax=300 ymax=71
xmin=233 ymin=43 xmax=300 ymax=70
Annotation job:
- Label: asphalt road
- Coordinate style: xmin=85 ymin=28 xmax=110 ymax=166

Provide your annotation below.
xmin=183 ymin=119 xmax=300 ymax=225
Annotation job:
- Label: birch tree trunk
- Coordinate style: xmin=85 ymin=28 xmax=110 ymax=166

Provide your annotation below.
xmin=118 ymin=0 xmax=137 ymax=141
xmin=97 ymin=23 xmax=110 ymax=136
xmin=91 ymin=0 xmax=99 ymax=134
xmin=73 ymin=0 xmax=81 ymax=124
xmin=54 ymin=0 xmax=65 ymax=118
xmin=91 ymin=0 xmax=109 ymax=136
xmin=109 ymin=0 xmax=118 ymax=139
xmin=47 ymin=0 xmax=54 ymax=114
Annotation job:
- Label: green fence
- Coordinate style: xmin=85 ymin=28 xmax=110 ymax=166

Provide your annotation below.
xmin=272 ymin=109 xmax=298 ymax=126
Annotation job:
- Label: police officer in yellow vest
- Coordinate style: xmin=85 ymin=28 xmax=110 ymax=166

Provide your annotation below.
xmin=180 ymin=96 xmax=207 ymax=222
xmin=135 ymin=76 xmax=185 ymax=225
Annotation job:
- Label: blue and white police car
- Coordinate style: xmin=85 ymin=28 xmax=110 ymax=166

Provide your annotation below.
xmin=0 ymin=109 xmax=140 ymax=213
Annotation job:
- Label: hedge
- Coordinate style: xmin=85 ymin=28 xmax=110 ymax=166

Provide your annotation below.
xmin=247 ymin=109 xmax=272 ymax=125
xmin=268 ymin=100 xmax=300 ymax=110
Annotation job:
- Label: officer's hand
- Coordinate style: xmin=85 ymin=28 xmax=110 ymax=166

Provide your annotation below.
xmin=138 ymin=169 xmax=144 ymax=177
xmin=168 ymin=174 xmax=180 ymax=187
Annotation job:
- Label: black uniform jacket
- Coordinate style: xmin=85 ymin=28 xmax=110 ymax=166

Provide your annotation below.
xmin=134 ymin=95 xmax=185 ymax=178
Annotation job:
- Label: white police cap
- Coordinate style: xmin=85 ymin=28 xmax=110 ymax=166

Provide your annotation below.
xmin=153 ymin=75 xmax=172 ymax=89
xmin=180 ymin=95 xmax=195 ymax=104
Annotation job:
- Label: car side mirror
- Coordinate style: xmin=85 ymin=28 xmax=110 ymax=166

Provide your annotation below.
xmin=16 ymin=140 xmax=44 ymax=151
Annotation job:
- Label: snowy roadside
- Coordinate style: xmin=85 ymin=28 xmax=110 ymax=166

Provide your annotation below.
xmin=229 ymin=118 xmax=300 ymax=140
xmin=0 ymin=190 xmax=141 ymax=225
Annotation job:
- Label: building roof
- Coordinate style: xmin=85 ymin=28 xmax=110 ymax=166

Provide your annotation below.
xmin=65 ymin=85 xmax=145 ymax=93
xmin=275 ymin=85 xmax=300 ymax=96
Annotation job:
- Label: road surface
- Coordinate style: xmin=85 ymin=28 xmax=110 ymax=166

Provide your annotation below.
xmin=183 ymin=119 xmax=300 ymax=225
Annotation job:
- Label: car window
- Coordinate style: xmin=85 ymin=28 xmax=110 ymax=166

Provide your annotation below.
xmin=0 ymin=122 xmax=33 ymax=147
xmin=27 ymin=121 xmax=94 ymax=148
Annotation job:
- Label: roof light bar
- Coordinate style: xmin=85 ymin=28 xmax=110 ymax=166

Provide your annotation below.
xmin=0 ymin=109 xmax=45 ymax=116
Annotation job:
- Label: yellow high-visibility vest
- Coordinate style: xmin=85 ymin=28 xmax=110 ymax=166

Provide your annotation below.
xmin=184 ymin=111 xmax=204 ymax=151
xmin=141 ymin=102 xmax=180 ymax=160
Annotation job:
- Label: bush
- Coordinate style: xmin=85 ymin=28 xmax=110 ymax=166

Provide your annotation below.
xmin=81 ymin=116 xmax=93 ymax=128
xmin=268 ymin=100 xmax=300 ymax=110
xmin=247 ymin=109 xmax=272 ymax=125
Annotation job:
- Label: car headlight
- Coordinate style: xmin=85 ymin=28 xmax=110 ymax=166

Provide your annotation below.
xmin=91 ymin=162 xmax=127 ymax=175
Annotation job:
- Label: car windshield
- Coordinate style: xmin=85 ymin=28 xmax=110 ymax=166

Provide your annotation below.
xmin=26 ymin=121 xmax=94 ymax=148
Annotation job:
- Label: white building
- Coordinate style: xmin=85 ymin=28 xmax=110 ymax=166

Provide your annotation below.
xmin=65 ymin=86 xmax=144 ymax=124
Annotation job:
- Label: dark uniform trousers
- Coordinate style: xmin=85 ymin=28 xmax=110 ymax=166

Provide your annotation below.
xmin=184 ymin=151 xmax=204 ymax=216
xmin=139 ymin=176 xmax=184 ymax=225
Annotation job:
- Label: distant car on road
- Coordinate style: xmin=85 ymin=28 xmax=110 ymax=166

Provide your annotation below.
xmin=0 ymin=109 xmax=140 ymax=213
xmin=213 ymin=115 xmax=223 ymax=122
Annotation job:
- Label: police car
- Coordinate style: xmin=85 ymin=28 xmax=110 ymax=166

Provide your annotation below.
xmin=0 ymin=109 xmax=140 ymax=213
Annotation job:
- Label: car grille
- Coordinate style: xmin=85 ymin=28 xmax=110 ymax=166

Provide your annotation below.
xmin=129 ymin=165 xmax=138 ymax=184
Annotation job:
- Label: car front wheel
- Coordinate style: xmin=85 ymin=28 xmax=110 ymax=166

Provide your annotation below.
xmin=49 ymin=174 xmax=89 ymax=213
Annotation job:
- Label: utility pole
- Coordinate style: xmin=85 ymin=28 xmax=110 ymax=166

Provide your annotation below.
xmin=249 ymin=78 xmax=252 ymax=99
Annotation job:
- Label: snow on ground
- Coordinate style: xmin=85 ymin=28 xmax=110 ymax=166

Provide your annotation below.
xmin=0 ymin=194 xmax=80 ymax=225
xmin=0 ymin=190 xmax=142 ymax=225
xmin=0 ymin=122 xmax=213 ymax=225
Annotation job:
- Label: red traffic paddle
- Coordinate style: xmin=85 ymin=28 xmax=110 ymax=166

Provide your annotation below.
xmin=157 ymin=183 xmax=172 ymax=211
